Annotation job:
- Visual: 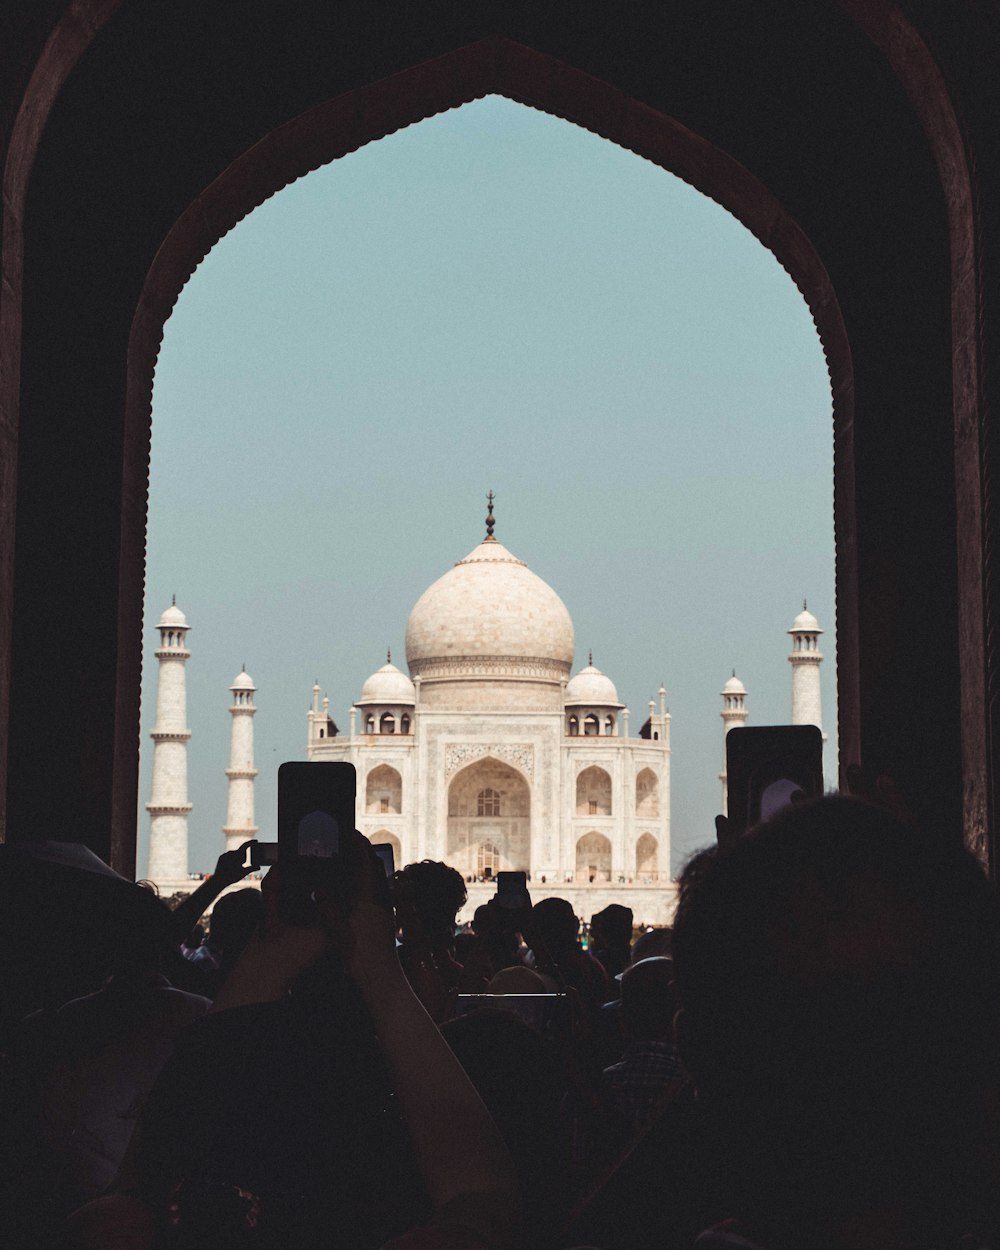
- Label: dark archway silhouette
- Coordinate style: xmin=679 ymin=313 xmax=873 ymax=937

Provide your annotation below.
xmin=1 ymin=3 xmax=992 ymax=875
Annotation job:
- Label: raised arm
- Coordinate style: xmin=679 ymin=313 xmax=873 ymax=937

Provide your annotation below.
xmin=168 ymin=842 xmax=255 ymax=943
xmin=209 ymin=849 xmax=519 ymax=1249
xmin=344 ymin=869 xmax=519 ymax=1249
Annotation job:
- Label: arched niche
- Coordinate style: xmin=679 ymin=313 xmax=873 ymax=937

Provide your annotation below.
xmin=1 ymin=7 xmax=989 ymax=874
xmin=447 ymin=756 xmax=530 ymax=878
xmin=576 ymin=765 xmax=612 ymax=817
xmin=635 ymin=832 xmax=658 ymax=881
xmin=576 ymin=831 xmax=612 ymax=883
xmin=635 ymin=768 xmax=658 ymax=818
xmin=366 ymin=764 xmax=402 ymax=815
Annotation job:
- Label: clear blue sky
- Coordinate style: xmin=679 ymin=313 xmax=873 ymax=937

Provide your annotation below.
xmin=139 ymin=95 xmax=835 ymax=878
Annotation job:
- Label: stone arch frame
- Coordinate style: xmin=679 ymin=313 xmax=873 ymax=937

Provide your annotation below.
xmin=576 ymin=764 xmax=613 ymax=817
xmin=635 ymin=832 xmax=658 ymax=880
xmin=447 ymin=755 xmax=531 ymax=877
xmin=0 ymin=5 xmax=992 ymax=875
xmin=635 ymin=768 xmax=658 ymax=818
xmin=576 ymin=830 xmax=612 ymax=883
xmin=365 ymin=763 xmax=402 ymax=815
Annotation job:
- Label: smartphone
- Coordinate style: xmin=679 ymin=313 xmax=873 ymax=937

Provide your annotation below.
xmin=277 ymin=761 xmax=357 ymax=920
xmin=495 ymin=870 xmax=531 ymax=911
xmin=277 ymin=761 xmax=356 ymax=862
xmin=248 ymin=840 xmax=279 ymax=870
xmin=371 ymin=841 xmax=395 ymax=878
xmin=725 ymin=725 xmax=824 ymax=839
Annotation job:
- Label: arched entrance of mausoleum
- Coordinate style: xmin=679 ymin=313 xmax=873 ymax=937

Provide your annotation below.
xmin=447 ymin=758 xmax=530 ymax=880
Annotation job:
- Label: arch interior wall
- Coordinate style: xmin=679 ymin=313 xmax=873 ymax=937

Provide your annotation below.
xmin=0 ymin=2 xmax=995 ymax=874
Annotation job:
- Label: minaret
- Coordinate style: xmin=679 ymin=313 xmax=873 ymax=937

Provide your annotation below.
xmin=719 ymin=671 xmax=749 ymax=814
xmin=223 ymin=668 xmax=258 ymax=854
xmin=146 ymin=599 xmax=193 ymax=889
xmin=788 ymin=601 xmax=824 ymax=733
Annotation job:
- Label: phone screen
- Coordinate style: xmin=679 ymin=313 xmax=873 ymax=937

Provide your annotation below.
xmin=277 ymin=762 xmax=356 ymax=863
xmin=725 ymin=725 xmax=823 ymax=838
xmin=371 ymin=841 xmax=395 ymax=878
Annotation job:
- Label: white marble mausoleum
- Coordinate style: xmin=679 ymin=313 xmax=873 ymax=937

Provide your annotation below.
xmin=306 ymin=509 xmax=676 ymax=923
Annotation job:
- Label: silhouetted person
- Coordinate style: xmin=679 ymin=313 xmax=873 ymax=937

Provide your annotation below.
xmin=442 ymin=1007 xmax=572 ymax=1248
xmin=190 ymin=887 xmax=264 ymax=996
xmin=526 ymin=897 xmax=609 ymax=1010
xmin=3 ymin=865 xmax=209 ymax=1247
xmin=672 ymin=794 xmax=1000 ymax=1250
xmin=457 ymin=902 xmax=527 ymax=992
xmin=629 ymin=925 xmax=672 ymax=964
xmin=602 ymin=956 xmax=687 ymax=1135
xmin=63 ymin=837 xmax=518 ymax=1250
xmin=590 ymin=904 xmax=633 ymax=983
xmin=393 ymin=860 xmax=467 ymax=1019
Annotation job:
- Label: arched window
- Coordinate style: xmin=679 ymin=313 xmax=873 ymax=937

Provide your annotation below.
xmin=380 ymin=712 xmax=395 ymax=734
xmin=584 ymin=714 xmax=600 ymax=736
xmin=636 ymin=768 xmax=659 ymax=817
xmin=576 ymin=832 xmax=612 ymax=883
xmin=400 ymin=714 xmax=411 ymax=734
xmin=636 ymin=832 xmax=658 ymax=880
xmin=365 ymin=715 xmax=375 ymax=734
xmin=568 ymin=716 xmax=578 ymax=736
xmin=477 ymin=841 xmax=500 ymax=879
xmin=604 ymin=715 xmax=614 ymax=735
xmin=477 ymin=788 xmax=501 ymax=817
xmin=576 ymin=766 xmax=612 ymax=816
xmin=366 ymin=764 xmax=402 ymax=815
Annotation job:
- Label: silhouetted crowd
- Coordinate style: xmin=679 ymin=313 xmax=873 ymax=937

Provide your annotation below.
xmin=3 ymin=790 xmax=1000 ymax=1249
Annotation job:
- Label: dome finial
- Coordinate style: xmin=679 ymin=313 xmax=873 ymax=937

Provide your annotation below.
xmin=732 ymin=667 xmax=736 ymax=677
xmin=485 ymin=490 xmax=496 ymax=541
xmin=172 ymin=593 xmax=176 ymax=606
xmin=588 ymin=649 xmax=593 ymax=667
xmin=387 ymin=647 xmax=391 ymax=664
xmin=803 ymin=597 xmax=808 ymax=611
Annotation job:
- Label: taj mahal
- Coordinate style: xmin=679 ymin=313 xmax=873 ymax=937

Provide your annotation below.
xmin=144 ymin=501 xmax=824 ymax=925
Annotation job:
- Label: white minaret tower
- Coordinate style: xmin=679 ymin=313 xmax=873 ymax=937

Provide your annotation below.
xmin=223 ymin=668 xmax=258 ymax=854
xmin=788 ymin=601 xmax=824 ymax=734
xmin=146 ymin=599 xmax=193 ymax=889
xmin=719 ymin=671 xmax=749 ymax=814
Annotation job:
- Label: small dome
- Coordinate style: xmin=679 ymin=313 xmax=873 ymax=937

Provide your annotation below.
xmin=357 ymin=661 xmax=416 ymax=706
xmin=231 ymin=669 xmax=255 ymax=691
xmin=158 ymin=602 xmax=188 ymax=628
xmin=722 ymin=673 xmax=746 ymax=695
xmin=789 ymin=607 xmax=822 ymax=633
xmin=565 ymin=664 xmax=623 ymax=707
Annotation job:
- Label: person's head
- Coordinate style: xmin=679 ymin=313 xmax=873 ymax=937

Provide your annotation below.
xmin=672 ymin=794 xmax=1000 ymax=1244
xmin=529 ymin=897 xmax=580 ymax=955
xmin=619 ymin=956 xmax=676 ymax=1042
xmin=207 ymin=888 xmax=264 ymax=969
xmin=630 ymin=926 xmax=672 ymax=963
xmin=485 ymin=966 xmax=549 ymax=994
xmin=396 ymin=860 xmax=467 ymax=943
xmin=590 ymin=903 xmax=633 ymax=950
xmin=471 ymin=904 xmax=494 ymax=936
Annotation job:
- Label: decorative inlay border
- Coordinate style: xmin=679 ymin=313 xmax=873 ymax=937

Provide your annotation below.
xmin=414 ymin=655 xmax=571 ymax=681
xmin=445 ymin=743 xmax=534 ymax=776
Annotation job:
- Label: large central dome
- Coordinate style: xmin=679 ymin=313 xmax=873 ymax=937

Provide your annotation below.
xmin=405 ymin=538 xmax=575 ymax=700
